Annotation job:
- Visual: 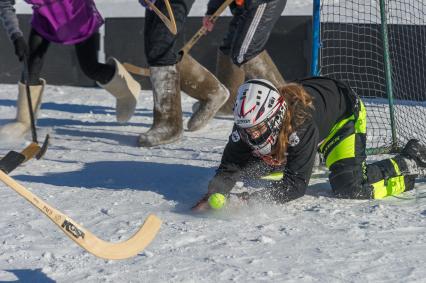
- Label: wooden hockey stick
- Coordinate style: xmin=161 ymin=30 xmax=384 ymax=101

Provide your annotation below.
xmin=125 ymin=0 xmax=234 ymax=77
xmin=0 ymin=147 xmax=162 ymax=260
xmin=123 ymin=62 xmax=151 ymax=77
xmin=178 ymin=0 xmax=234 ymax=58
xmin=23 ymin=57 xmax=50 ymax=160
xmin=0 ymin=171 xmax=162 ymax=260
xmin=144 ymin=0 xmax=177 ymax=35
xmin=0 ymin=143 xmax=41 ymax=174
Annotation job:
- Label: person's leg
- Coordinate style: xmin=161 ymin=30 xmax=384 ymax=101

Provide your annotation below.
xmin=171 ymin=0 xmax=229 ymax=131
xmin=23 ymin=29 xmax=50 ymax=84
xmin=0 ymin=29 xmax=48 ymax=138
xmin=178 ymin=54 xmax=229 ymax=131
xmin=144 ymin=0 xmax=193 ymax=67
xmin=400 ymin=139 xmax=426 ymax=169
xmin=215 ymin=48 xmax=245 ymax=115
xmin=329 ymin=148 xmax=418 ymax=200
xmin=76 ymin=33 xmax=141 ymax=123
xmin=191 ymin=7 xmax=245 ymax=116
xmin=324 ymin=99 xmax=418 ymax=199
xmin=230 ymin=0 xmax=287 ymax=86
xmin=215 ymin=6 xmax=246 ymax=115
xmin=366 ymin=139 xmax=426 ymax=199
xmin=75 ymin=33 xmax=114 ymax=84
xmin=139 ymin=0 xmax=193 ymax=146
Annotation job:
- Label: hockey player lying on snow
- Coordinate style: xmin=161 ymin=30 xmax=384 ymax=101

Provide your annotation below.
xmin=192 ymin=77 xmax=426 ymax=211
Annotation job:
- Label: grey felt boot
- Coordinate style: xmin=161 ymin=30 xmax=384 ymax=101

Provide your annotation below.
xmin=138 ymin=65 xmax=183 ymax=147
xmin=179 ymin=54 xmax=229 ymax=131
xmin=215 ymin=50 xmax=245 ymax=115
xmin=242 ymin=50 xmax=285 ymax=87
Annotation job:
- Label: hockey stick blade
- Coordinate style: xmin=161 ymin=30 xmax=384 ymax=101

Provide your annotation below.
xmin=123 ymin=63 xmax=151 ymax=77
xmin=36 ymin=134 xmax=50 ymax=160
xmin=0 ymin=143 xmax=41 ymax=174
xmin=0 ymin=170 xmax=162 ymax=260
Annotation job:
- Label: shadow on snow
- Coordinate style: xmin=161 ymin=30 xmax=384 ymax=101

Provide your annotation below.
xmin=0 ymin=99 xmax=194 ymax=120
xmin=4 ymin=269 xmax=55 ymax=283
xmin=15 ymin=161 xmax=215 ymax=208
xmin=14 ymin=160 xmax=335 ymax=210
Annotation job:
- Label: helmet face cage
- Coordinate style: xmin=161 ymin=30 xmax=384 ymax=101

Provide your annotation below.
xmin=244 ymin=121 xmax=272 ymax=146
xmin=237 ymin=101 xmax=286 ymax=156
xmin=233 ymin=79 xmax=287 ymax=156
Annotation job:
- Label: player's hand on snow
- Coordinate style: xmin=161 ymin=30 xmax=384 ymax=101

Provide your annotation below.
xmin=203 ymin=15 xmax=215 ymax=32
xmin=233 ymin=192 xmax=250 ymax=201
xmin=191 ymin=194 xmax=211 ymax=212
xmin=12 ymin=34 xmax=28 ymax=62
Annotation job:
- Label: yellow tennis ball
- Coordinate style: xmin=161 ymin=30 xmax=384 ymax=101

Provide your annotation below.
xmin=208 ymin=193 xmax=226 ymax=210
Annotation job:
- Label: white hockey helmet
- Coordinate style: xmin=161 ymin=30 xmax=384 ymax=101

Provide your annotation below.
xmin=233 ymin=79 xmax=287 ymax=155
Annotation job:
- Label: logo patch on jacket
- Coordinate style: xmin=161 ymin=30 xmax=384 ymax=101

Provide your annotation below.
xmin=289 ymin=132 xmax=300 ymax=147
xmin=231 ymin=130 xmax=240 ymax=143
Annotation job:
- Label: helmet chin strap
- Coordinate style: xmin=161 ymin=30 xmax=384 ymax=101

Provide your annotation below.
xmin=242 ymin=111 xmax=283 ymax=157
xmin=253 ymin=144 xmax=284 ymax=166
xmin=254 ymin=143 xmax=273 ymax=156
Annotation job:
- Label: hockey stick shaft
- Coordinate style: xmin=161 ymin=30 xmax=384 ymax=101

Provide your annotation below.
xmin=178 ymin=0 xmax=234 ymax=58
xmin=0 ymin=171 xmax=162 ymax=260
xmin=23 ymin=57 xmax=38 ymax=143
xmin=123 ymin=63 xmax=151 ymax=77
xmin=22 ymin=58 xmax=50 ymax=159
xmin=125 ymin=0 xmax=233 ymax=77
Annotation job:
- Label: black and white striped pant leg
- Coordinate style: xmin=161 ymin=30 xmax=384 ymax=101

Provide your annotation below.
xmin=230 ymin=0 xmax=286 ymax=66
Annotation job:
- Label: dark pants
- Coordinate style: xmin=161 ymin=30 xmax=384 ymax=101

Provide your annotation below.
xmin=25 ymin=28 xmax=114 ymax=85
xmin=321 ymin=81 xmax=416 ymax=199
xmin=220 ymin=0 xmax=286 ymax=66
xmin=144 ymin=0 xmax=194 ymax=66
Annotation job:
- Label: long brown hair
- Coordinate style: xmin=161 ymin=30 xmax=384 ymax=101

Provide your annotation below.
xmin=271 ymin=83 xmax=314 ymax=163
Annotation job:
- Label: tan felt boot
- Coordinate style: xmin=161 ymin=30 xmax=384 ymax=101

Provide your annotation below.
xmin=179 ymin=54 xmax=229 ymax=131
xmin=216 ymin=50 xmax=245 ymax=115
xmin=98 ymin=57 xmax=141 ymax=123
xmin=242 ymin=50 xmax=285 ymax=87
xmin=0 ymin=79 xmax=45 ymax=139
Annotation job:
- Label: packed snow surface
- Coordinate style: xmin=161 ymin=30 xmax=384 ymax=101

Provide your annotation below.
xmin=0 ymin=85 xmax=425 ymax=282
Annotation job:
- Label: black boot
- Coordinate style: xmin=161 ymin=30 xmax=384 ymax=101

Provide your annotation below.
xmin=401 ymin=139 xmax=426 ymax=167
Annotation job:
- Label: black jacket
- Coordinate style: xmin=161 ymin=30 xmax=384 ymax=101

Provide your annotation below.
xmin=210 ymin=77 xmax=355 ymax=203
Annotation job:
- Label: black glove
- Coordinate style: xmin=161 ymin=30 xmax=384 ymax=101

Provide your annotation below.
xmin=13 ymin=35 xmax=28 ymax=62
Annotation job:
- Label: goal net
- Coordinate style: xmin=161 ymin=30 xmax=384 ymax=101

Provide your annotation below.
xmin=316 ymin=0 xmax=426 ymax=153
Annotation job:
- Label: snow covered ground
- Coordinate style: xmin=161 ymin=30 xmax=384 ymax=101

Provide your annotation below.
xmin=0 ymin=85 xmax=425 ymax=282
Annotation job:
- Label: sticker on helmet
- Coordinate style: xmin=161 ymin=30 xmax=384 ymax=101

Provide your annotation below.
xmin=231 ymin=130 xmax=241 ymax=143
xmin=289 ymin=132 xmax=300 ymax=147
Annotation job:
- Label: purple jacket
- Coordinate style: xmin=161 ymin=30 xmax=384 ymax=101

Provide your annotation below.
xmin=25 ymin=0 xmax=103 ymax=45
